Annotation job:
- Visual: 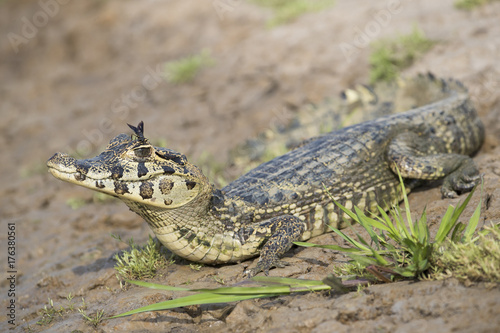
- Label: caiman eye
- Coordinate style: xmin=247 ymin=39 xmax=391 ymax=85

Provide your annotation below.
xmin=134 ymin=146 xmax=152 ymax=159
xmin=155 ymin=148 xmax=187 ymax=165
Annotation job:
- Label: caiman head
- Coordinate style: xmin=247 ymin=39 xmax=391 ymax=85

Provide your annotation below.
xmin=47 ymin=121 xmax=211 ymax=209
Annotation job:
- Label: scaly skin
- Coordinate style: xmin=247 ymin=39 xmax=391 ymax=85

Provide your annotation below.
xmin=47 ymin=75 xmax=484 ymax=277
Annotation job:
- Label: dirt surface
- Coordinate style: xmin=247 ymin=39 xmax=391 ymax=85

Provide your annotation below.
xmin=1 ymin=0 xmax=500 ymax=332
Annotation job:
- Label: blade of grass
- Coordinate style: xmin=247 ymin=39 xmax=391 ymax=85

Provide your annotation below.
xmin=360 ymin=210 xmax=393 ymax=233
xmin=391 ymin=204 xmax=411 ymax=240
xmin=416 ymin=207 xmax=429 ymax=244
xmin=435 ymin=205 xmax=455 ymax=243
xmin=113 ymin=276 xmax=334 ymax=318
xmin=463 ymin=186 xmax=482 ymax=242
xmin=294 ymin=241 xmax=365 ymax=253
xmin=251 ymin=276 xmax=326 ymax=287
xmin=110 ymin=292 xmax=276 ymax=318
xmin=346 ymin=253 xmax=379 ymax=266
xmin=450 ymin=185 xmax=476 ymax=223
xmin=250 ymin=276 xmax=340 ymax=293
xmin=193 ymin=285 xmax=291 ymax=295
xmin=125 ymin=280 xmax=190 ymax=291
xmin=355 ymin=207 xmax=381 ymax=246
xmin=357 ymin=210 xmax=395 ymax=250
xmin=435 ymin=186 xmax=477 ymax=243
xmin=395 ymin=168 xmax=415 ymax=236
xmin=450 ymin=222 xmax=466 ymax=242
xmin=369 ymin=249 xmax=390 ymax=266
xmin=329 ymin=226 xmax=372 ymax=252
xmin=377 ymin=206 xmax=402 ymax=241
xmin=332 ymin=198 xmax=360 ymax=223
xmin=128 ymin=278 xmax=324 ymax=296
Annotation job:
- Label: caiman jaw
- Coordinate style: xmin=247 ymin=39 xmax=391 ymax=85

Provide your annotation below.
xmin=48 ymin=152 xmax=107 ymax=184
xmin=48 ymin=152 xmax=123 ymax=194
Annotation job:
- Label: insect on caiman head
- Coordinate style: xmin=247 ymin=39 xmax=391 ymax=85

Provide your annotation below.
xmin=47 ymin=121 xmax=208 ymax=209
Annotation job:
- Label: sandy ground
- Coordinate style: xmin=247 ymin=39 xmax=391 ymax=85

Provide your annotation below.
xmin=0 ymin=0 xmax=499 ymax=332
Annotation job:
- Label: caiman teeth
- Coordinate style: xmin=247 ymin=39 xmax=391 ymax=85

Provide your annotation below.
xmin=74 ymin=172 xmax=86 ymax=181
xmin=95 ymin=180 xmax=105 ymax=189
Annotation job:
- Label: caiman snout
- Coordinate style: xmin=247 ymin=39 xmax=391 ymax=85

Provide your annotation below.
xmin=47 ymin=152 xmax=77 ymax=174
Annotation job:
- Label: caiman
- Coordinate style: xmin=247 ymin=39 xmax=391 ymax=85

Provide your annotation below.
xmin=47 ymin=75 xmax=484 ymax=277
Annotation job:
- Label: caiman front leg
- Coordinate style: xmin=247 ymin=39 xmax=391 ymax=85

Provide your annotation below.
xmin=387 ymin=131 xmax=481 ymax=198
xmin=242 ymin=215 xmax=305 ymax=277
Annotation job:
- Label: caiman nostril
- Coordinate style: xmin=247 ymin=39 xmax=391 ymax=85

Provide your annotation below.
xmin=74 ymin=172 xmax=86 ymax=181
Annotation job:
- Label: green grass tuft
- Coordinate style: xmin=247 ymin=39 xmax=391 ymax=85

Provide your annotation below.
xmin=78 ymin=309 xmax=106 ymax=328
xmin=36 ymin=295 xmax=87 ymax=326
xmin=251 ymin=0 xmax=335 ymax=27
xmin=454 ymin=0 xmax=499 ymax=10
xmin=164 ymin=49 xmax=215 ymax=84
xmin=113 ymin=235 xmax=174 ymax=280
xmin=429 ymin=224 xmax=500 ymax=283
xmin=369 ymin=26 xmax=435 ymax=83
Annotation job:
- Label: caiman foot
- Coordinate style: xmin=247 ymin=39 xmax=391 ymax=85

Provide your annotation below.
xmin=242 ymin=215 xmax=304 ymax=278
xmin=387 ymin=132 xmax=482 ymax=199
xmin=244 ymin=259 xmax=290 ymax=278
xmin=441 ymin=160 xmax=482 ymax=198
